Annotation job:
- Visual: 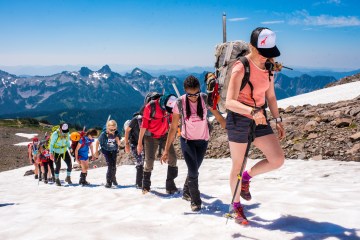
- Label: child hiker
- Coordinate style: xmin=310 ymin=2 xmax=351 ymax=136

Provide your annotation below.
xmin=75 ymin=129 xmax=98 ymax=186
xmin=37 ymin=142 xmax=54 ymax=184
xmin=95 ymin=120 xmax=121 ymax=188
xmin=28 ymin=137 xmax=41 ymax=180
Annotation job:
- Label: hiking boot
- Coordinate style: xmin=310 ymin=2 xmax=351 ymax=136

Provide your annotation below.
xmin=240 ymin=181 xmax=252 ymax=201
xmin=44 ymin=179 xmax=48 ymax=184
xmin=39 ymin=175 xmax=42 ymax=181
xmin=191 ymin=203 xmax=201 ymax=212
xmin=65 ymin=176 xmax=72 ymax=184
xmin=135 ymin=165 xmax=143 ymax=189
xmin=233 ymin=204 xmax=249 ymax=225
xmin=82 ymin=180 xmax=90 ymax=186
xmin=182 ymin=193 xmax=191 ymax=201
xmin=51 ymin=176 xmax=55 ymax=182
xmin=165 ymin=166 xmax=178 ymax=194
xmin=105 ymin=181 xmax=112 ymax=188
xmin=34 ymin=174 xmax=38 ymax=179
xmin=182 ymin=176 xmax=190 ymax=201
xmin=142 ymin=171 xmax=151 ymax=193
xmin=55 ymin=178 xmax=61 ymax=186
xmin=112 ymin=179 xmax=118 ymax=186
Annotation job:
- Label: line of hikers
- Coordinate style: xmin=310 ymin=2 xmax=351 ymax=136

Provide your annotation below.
xmin=27 ymin=27 xmax=286 ymax=222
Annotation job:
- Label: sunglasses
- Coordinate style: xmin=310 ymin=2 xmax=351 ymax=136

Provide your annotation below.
xmin=186 ymin=91 xmax=200 ymax=97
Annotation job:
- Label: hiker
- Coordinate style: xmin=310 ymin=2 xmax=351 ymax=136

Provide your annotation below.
xmin=42 ymin=136 xmax=55 ymax=182
xmin=75 ymin=129 xmax=98 ymax=186
xmin=28 ymin=137 xmax=40 ymax=179
xmin=137 ymin=94 xmax=178 ymax=194
xmin=124 ymin=111 xmax=145 ymax=189
xmin=95 ymin=120 xmax=121 ymax=188
xmin=37 ymin=142 xmax=53 ymax=184
xmin=161 ymin=76 xmax=226 ymax=211
xmin=49 ymin=123 xmax=72 ymax=186
xmin=225 ymin=27 xmax=285 ymax=223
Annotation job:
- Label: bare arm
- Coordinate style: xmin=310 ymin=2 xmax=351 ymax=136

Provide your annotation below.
xmin=116 ymin=136 xmax=121 ymax=147
xmin=209 ymin=109 xmax=226 ymax=129
xmin=75 ymin=143 xmax=81 ymax=162
xmin=89 ymin=144 xmax=95 ymax=160
xmin=124 ymin=126 xmax=131 ymax=153
xmin=137 ymin=128 xmax=146 ymax=154
xmin=265 ymin=79 xmax=285 ymax=140
xmin=160 ymin=113 xmax=180 ymax=164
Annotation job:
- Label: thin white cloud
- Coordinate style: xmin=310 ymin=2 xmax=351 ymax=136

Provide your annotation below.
xmin=261 ymin=20 xmax=284 ymax=24
xmin=228 ymin=17 xmax=248 ymax=22
xmin=313 ymin=0 xmax=341 ymax=6
xmin=289 ymin=10 xmax=360 ymax=27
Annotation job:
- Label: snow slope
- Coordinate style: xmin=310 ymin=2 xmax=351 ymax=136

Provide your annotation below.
xmin=0 ymin=159 xmax=359 ymax=240
xmin=277 ymin=81 xmax=360 ymax=109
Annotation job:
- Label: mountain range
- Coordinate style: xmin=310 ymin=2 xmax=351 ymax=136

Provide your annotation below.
xmin=0 ymin=65 xmax=342 ymax=127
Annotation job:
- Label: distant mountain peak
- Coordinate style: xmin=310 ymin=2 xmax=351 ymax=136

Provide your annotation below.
xmin=98 ymin=65 xmax=112 ymax=74
xmin=131 ymin=67 xmax=143 ymax=75
xmin=79 ymin=67 xmax=92 ymax=77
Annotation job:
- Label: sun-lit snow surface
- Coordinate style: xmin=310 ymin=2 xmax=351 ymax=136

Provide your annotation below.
xmin=0 ymin=159 xmax=359 ymax=240
xmin=276 ymin=81 xmax=360 ymax=109
xmin=2 ymin=81 xmax=360 ymax=239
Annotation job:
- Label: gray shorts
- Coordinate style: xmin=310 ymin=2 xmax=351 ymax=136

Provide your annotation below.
xmin=226 ymin=111 xmax=274 ymax=143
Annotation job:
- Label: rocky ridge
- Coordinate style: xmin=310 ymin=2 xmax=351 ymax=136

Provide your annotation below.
xmin=116 ymin=94 xmax=360 ymax=165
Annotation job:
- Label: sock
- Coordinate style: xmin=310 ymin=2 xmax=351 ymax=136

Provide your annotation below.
xmin=67 ymin=171 xmax=71 ymax=176
xmin=242 ymin=171 xmax=252 ymax=182
xmin=55 ymin=173 xmax=59 ymax=179
xmin=233 ymin=201 xmax=241 ymax=209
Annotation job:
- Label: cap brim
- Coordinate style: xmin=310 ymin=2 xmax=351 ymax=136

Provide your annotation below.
xmin=258 ymin=46 xmax=280 ymax=58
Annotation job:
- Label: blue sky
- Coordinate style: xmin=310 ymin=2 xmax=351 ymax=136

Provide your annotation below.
xmin=0 ymin=0 xmax=359 ymax=71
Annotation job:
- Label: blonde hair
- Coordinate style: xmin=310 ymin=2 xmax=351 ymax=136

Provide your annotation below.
xmin=107 ymin=120 xmax=117 ymax=129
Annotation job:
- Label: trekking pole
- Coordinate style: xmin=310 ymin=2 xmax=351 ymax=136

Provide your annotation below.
xmin=171 ymin=81 xmax=181 ymax=98
xmin=226 ymin=121 xmax=256 ymax=224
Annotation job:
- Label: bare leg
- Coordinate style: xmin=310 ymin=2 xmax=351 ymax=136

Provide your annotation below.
xmin=229 ymin=141 xmax=248 ymax=203
xmin=248 ymin=134 xmax=285 ymax=177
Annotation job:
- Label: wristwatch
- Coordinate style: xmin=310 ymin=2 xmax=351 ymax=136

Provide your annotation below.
xmin=273 ymin=116 xmax=282 ymax=123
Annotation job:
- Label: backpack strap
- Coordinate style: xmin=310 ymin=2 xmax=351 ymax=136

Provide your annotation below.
xmin=200 ymin=93 xmax=209 ymax=108
xmin=238 ymin=57 xmax=256 ymax=108
xmin=149 ymin=100 xmax=156 ymax=119
xmin=176 ymin=97 xmax=187 ymax=140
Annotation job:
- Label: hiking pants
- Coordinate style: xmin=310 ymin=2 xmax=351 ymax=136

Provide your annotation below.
xmin=42 ymin=161 xmax=55 ymax=179
xmin=130 ymin=143 xmax=144 ymax=166
xmin=102 ymin=150 xmax=117 ymax=182
xmin=144 ymin=135 xmax=177 ymax=172
xmin=54 ymin=151 xmax=72 ymax=175
xmin=42 ymin=162 xmax=54 ymax=180
xmin=180 ymin=137 xmax=208 ymax=178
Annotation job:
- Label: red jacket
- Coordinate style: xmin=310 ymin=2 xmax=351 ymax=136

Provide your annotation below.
xmin=141 ymin=99 xmax=171 ymax=138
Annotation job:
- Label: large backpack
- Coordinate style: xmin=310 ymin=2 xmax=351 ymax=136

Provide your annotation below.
xmin=143 ymin=92 xmax=162 ymax=119
xmin=125 ymin=114 xmax=142 ymax=144
xmin=205 ymin=40 xmax=251 ymax=113
xmin=46 ymin=125 xmax=60 ymax=150
xmin=70 ymin=130 xmax=86 ymax=154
